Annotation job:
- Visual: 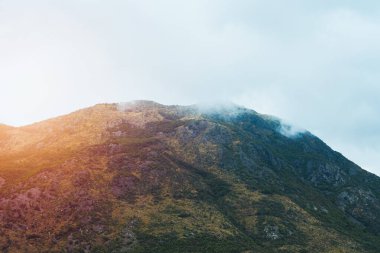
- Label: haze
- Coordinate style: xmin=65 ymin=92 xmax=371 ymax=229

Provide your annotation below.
xmin=1 ymin=0 xmax=380 ymax=175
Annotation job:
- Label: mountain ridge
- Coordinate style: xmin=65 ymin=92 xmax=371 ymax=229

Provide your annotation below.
xmin=0 ymin=101 xmax=380 ymax=252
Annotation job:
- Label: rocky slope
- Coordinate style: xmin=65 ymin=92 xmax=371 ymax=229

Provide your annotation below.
xmin=0 ymin=101 xmax=380 ymax=252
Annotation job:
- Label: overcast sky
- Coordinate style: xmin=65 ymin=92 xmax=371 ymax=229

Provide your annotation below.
xmin=1 ymin=0 xmax=380 ymax=175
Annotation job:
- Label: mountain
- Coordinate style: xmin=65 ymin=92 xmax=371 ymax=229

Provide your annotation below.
xmin=1 ymin=101 xmax=380 ymax=253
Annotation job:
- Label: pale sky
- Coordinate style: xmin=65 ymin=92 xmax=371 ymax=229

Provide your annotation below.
xmin=1 ymin=0 xmax=380 ymax=175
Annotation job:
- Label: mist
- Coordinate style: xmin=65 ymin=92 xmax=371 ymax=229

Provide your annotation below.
xmin=278 ymin=121 xmax=306 ymax=139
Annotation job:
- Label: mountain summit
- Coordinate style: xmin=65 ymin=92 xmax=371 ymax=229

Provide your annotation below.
xmin=0 ymin=101 xmax=380 ymax=252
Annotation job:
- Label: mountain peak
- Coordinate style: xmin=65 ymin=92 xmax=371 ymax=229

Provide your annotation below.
xmin=0 ymin=102 xmax=379 ymax=252
xmin=116 ymin=100 xmax=165 ymax=111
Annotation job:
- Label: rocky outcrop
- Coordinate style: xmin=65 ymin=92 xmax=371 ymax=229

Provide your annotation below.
xmin=337 ymin=187 xmax=380 ymax=232
xmin=308 ymin=163 xmax=346 ymax=186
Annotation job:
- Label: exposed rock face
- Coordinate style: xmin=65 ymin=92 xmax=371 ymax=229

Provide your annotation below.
xmin=308 ymin=163 xmax=346 ymax=186
xmin=0 ymin=101 xmax=379 ymax=252
xmin=264 ymin=225 xmax=281 ymax=240
xmin=337 ymin=188 xmax=380 ymax=231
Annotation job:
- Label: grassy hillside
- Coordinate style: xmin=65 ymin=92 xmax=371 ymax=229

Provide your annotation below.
xmin=0 ymin=101 xmax=379 ymax=252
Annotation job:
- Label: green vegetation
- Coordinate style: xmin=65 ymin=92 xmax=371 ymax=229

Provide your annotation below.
xmin=0 ymin=101 xmax=380 ymax=252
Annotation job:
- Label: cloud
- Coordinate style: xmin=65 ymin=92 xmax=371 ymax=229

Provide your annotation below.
xmin=278 ymin=121 xmax=306 ymax=139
